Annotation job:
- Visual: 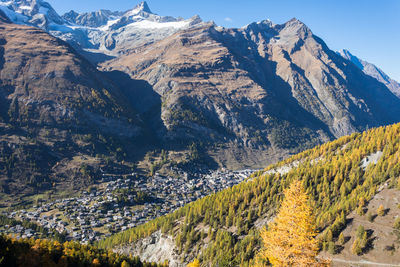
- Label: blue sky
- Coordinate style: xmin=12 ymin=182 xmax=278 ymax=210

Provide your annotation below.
xmin=47 ymin=0 xmax=400 ymax=81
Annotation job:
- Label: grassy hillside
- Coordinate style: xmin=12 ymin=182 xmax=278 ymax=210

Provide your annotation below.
xmin=98 ymin=123 xmax=400 ymax=266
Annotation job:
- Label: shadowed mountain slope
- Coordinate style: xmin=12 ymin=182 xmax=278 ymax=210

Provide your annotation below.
xmin=0 ymin=10 xmax=156 ymax=204
xmin=102 ymin=19 xmax=400 ymax=168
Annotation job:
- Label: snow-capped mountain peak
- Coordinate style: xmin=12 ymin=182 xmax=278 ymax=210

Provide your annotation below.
xmin=0 ymin=0 xmax=64 ymax=29
xmin=131 ymin=1 xmax=152 ymax=14
xmin=0 ymin=0 xmax=203 ymax=58
xmin=123 ymin=1 xmax=154 ymax=20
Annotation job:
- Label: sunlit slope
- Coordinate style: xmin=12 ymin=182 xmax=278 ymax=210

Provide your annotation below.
xmin=99 ymin=123 xmax=400 ymax=265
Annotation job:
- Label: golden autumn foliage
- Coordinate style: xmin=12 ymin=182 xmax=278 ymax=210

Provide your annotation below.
xmin=99 ymin=123 xmax=400 ymax=266
xmin=187 ymin=258 xmax=200 ymax=267
xmin=0 ymin=235 xmax=164 ymax=267
xmin=92 ymin=258 xmax=101 ymax=266
xmin=255 ymin=180 xmax=329 ymax=266
xmin=377 ymin=204 xmax=385 ymax=216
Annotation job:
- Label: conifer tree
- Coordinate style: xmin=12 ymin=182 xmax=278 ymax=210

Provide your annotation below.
xmin=351 ymin=238 xmax=362 ymax=255
xmin=377 ymin=205 xmax=385 ymax=216
xmin=255 ymin=180 xmax=328 ymax=266
xmin=338 ymin=232 xmax=345 ymax=245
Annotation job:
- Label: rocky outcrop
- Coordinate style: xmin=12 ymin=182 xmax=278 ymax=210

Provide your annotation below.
xmin=114 ymin=231 xmax=183 ymax=267
xmin=62 ymin=9 xmax=123 ymax=28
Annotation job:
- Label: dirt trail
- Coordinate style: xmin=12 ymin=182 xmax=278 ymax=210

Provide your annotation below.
xmin=332 ymin=258 xmax=400 ymax=266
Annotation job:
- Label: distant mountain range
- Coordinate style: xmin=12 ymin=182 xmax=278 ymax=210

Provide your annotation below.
xmin=337 ymin=49 xmax=400 ymax=98
xmin=0 ymin=0 xmax=400 ymax=203
xmin=1 ymin=0 xmax=202 ymax=60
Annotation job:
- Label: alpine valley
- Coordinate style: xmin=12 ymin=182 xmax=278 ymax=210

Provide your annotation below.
xmin=0 ymin=1 xmax=399 ymax=266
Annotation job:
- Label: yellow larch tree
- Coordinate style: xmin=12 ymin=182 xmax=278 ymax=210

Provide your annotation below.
xmin=187 ymin=258 xmax=200 ymax=267
xmin=255 ymin=180 xmax=328 ymax=266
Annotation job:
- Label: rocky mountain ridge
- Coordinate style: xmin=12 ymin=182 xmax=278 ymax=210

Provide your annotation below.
xmin=62 ymin=9 xmax=123 ymax=28
xmin=102 ymin=17 xmax=400 ymax=167
xmin=338 ymin=49 xmax=400 ymax=98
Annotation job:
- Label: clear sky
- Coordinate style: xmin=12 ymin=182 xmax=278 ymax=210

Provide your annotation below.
xmin=47 ymin=0 xmax=400 ymax=81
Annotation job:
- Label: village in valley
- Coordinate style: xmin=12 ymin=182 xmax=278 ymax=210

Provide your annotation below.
xmin=0 ymin=168 xmax=255 ymax=243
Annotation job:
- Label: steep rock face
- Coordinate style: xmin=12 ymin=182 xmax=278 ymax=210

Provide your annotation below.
xmin=242 ymin=19 xmax=400 ymax=136
xmin=102 ymin=19 xmax=400 ymax=167
xmin=338 ymin=49 xmax=400 ymax=98
xmin=62 ymin=9 xmax=123 ymax=28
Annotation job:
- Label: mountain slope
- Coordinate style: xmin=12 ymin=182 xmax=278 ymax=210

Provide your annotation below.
xmin=338 ymin=49 xmax=400 ymax=98
xmin=0 ymin=10 xmax=152 ymax=206
xmin=102 ymin=18 xmax=400 ymax=168
xmin=0 ymin=9 xmax=142 ymax=135
xmin=99 ymin=122 xmax=400 ymax=266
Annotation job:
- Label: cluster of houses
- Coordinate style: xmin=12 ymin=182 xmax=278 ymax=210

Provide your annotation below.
xmin=2 ymin=168 xmax=256 ymax=243
xmin=0 ymin=224 xmax=36 ymax=239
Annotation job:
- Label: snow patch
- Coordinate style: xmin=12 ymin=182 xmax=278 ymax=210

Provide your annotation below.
xmin=19 ymin=5 xmax=31 ymax=10
xmin=99 ymin=18 xmax=120 ymax=31
xmin=129 ymin=19 xmax=190 ymax=29
xmin=48 ymin=23 xmax=74 ymax=32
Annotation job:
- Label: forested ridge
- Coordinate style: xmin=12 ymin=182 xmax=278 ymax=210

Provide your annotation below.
xmin=0 ymin=235 xmax=166 ymax=267
xmin=98 ymin=122 xmax=400 ymax=266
